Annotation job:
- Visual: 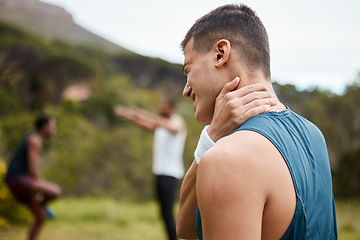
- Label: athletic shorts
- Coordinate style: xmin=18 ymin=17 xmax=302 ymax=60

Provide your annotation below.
xmin=6 ymin=175 xmax=37 ymax=204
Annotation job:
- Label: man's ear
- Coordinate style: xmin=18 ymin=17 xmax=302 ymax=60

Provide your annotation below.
xmin=214 ymin=39 xmax=231 ymax=68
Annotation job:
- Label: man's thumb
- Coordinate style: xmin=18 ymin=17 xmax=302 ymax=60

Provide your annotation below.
xmin=218 ymin=77 xmax=240 ymax=98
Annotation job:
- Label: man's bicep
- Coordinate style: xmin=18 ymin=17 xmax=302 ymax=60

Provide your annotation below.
xmin=196 ymin=148 xmax=264 ymax=240
xmin=27 ymin=138 xmax=41 ymax=177
xmin=28 ymin=138 xmax=40 ymax=158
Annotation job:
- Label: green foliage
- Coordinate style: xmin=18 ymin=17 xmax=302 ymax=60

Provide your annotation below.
xmin=112 ymin=53 xmax=186 ymax=95
xmin=0 ymin=159 xmax=31 ymax=227
xmin=79 ymin=75 xmax=140 ymax=125
xmin=0 ymin=113 xmax=34 ymax=160
xmin=0 ymin=21 xmax=104 ymax=112
xmin=41 ymin=106 xmax=155 ymax=199
xmin=42 ymin=110 xmax=100 ymax=194
xmin=0 ymin=81 xmax=22 ymax=116
xmin=333 ymin=147 xmax=360 ymax=198
xmin=0 ymin=20 xmax=44 ymax=48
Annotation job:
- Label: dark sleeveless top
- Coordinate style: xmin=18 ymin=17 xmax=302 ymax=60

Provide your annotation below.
xmin=196 ymin=108 xmax=338 ymax=239
xmin=5 ymin=135 xmax=31 ymax=182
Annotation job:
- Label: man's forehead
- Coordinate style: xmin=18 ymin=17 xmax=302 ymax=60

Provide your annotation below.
xmin=183 ymin=38 xmax=195 ymax=67
xmin=183 ymin=38 xmax=195 ymax=56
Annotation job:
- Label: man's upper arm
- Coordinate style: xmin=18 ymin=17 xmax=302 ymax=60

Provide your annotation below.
xmin=160 ymin=115 xmax=185 ymax=134
xmin=196 ymin=133 xmax=266 ymax=240
xmin=27 ymin=137 xmax=41 ymax=178
xmin=177 ymin=160 xmax=199 ymax=239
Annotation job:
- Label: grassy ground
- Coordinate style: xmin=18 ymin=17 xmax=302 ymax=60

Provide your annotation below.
xmin=1 ymin=197 xmax=360 ymax=240
xmin=336 ymin=199 xmax=360 ymax=240
xmin=1 ymin=198 xmax=167 ymax=240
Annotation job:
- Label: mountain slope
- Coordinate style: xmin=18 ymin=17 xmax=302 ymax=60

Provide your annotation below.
xmin=0 ymin=0 xmax=186 ymax=96
xmin=0 ymin=0 xmax=128 ymax=53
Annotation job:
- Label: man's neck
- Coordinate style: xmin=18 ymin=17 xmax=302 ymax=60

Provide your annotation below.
xmin=237 ymin=70 xmax=286 ymax=111
xmin=237 ymin=70 xmax=270 ymax=88
xmin=35 ymin=131 xmax=47 ymax=142
xmin=159 ymin=113 xmax=173 ymax=119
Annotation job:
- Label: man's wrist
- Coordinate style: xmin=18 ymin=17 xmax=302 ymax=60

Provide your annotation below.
xmin=206 ymin=125 xmax=220 ymax=142
xmin=194 ymin=125 xmax=215 ymax=164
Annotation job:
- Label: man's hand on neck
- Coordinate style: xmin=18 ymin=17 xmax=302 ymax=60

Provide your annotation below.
xmin=207 ymin=77 xmax=277 ymax=142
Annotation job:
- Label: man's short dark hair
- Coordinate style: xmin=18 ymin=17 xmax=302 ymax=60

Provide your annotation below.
xmin=181 ymin=4 xmax=270 ymax=79
xmin=35 ymin=115 xmax=51 ymax=131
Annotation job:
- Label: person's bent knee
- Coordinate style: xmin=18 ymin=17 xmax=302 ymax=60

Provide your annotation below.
xmin=53 ymin=184 xmax=62 ymax=197
xmin=47 ymin=182 xmax=61 ymax=199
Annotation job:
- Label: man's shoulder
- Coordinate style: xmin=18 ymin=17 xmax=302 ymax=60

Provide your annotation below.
xmin=197 ymin=128 xmax=290 ymax=212
xmin=199 ymin=130 xmax=272 ymax=176
xmin=206 ymin=130 xmax=268 ymax=159
xmin=171 ymin=114 xmax=186 ymax=130
xmin=172 ymin=113 xmax=185 ymax=122
xmin=27 ymin=134 xmax=42 ymax=148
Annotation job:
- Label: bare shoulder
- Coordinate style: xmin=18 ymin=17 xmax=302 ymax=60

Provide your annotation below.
xmin=27 ymin=134 xmax=42 ymax=149
xmin=197 ymin=129 xmax=288 ymax=194
xmin=199 ymin=130 xmax=270 ymax=172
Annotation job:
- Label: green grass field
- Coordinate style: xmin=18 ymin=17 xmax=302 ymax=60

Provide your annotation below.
xmin=1 ymin=197 xmax=360 ymax=240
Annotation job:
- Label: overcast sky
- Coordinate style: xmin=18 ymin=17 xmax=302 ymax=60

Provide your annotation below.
xmin=40 ymin=0 xmax=360 ymax=94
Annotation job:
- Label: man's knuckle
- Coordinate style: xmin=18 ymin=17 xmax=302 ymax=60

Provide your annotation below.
xmin=230 ymin=108 xmax=239 ymax=117
xmin=224 ymin=92 xmax=233 ymax=100
xmin=229 ymin=100 xmax=239 ymax=109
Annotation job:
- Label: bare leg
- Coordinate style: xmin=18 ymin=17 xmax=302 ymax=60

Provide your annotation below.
xmin=26 ymin=200 xmax=47 ymax=240
xmin=7 ymin=177 xmax=61 ymax=240
xmin=30 ymin=179 xmax=62 ymax=205
xmin=25 ymin=180 xmax=61 ymax=239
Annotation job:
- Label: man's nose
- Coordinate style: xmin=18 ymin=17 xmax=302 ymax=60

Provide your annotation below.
xmin=183 ymin=82 xmax=192 ymax=99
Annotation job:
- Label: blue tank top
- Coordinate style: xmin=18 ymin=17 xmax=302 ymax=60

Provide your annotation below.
xmin=5 ymin=135 xmax=31 ymax=182
xmin=195 ymin=108 xmax=337 ymax=239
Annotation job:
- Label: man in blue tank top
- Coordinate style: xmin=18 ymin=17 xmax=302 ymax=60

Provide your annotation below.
xmin=177 ymin=4 xmax=337 ymax=240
